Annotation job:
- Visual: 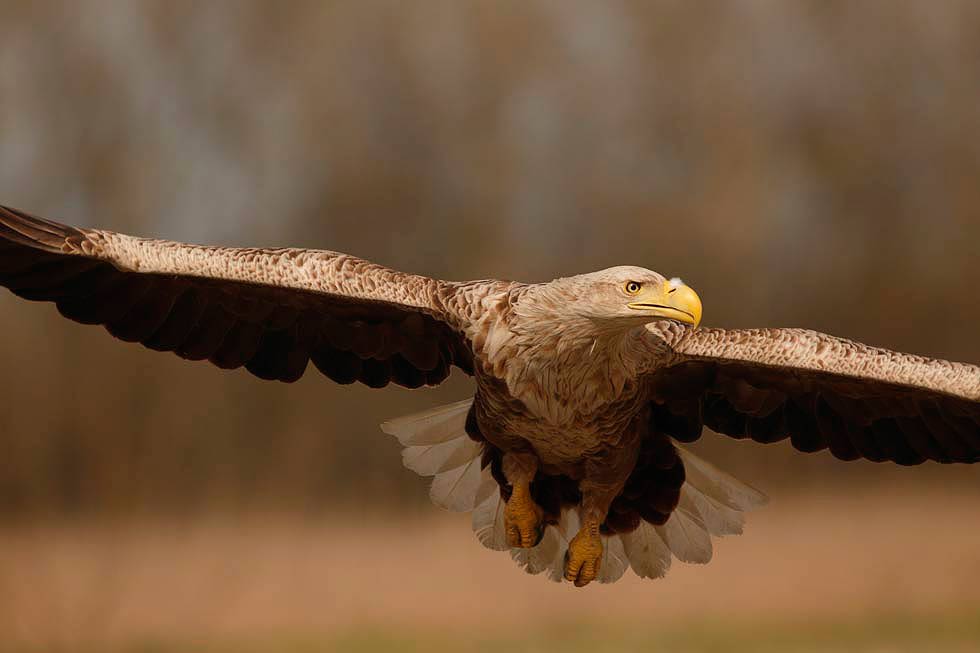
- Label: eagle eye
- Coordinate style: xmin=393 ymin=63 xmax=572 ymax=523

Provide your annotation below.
xmin=625 ymin=281 xmax=642 ymax=295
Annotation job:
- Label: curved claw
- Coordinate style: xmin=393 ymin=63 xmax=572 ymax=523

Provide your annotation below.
xmin=504 ymin=487 xmax=545 ymax=549
xmin=506 ymin=518 xmax=544 ymax=548
xmin=564 ymin=525 xmax=603 ymax=587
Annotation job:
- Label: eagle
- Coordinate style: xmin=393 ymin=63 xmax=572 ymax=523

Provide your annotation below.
xmin=1 ymin=204 xmax=977 ymax=587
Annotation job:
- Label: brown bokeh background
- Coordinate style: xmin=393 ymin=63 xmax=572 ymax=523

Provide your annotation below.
xmin=0 ymin=2 xmax=978 ymax=651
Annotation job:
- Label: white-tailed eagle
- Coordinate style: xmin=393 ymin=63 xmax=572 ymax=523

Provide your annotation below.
xmin=1 ymin=205 xmax=977 ymax=586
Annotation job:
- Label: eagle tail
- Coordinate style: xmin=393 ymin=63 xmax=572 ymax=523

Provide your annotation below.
xmin=618 ymin=445 xmax=770 ymax=579
xmin=381 ymin=399 xmax=495 ymax=512
xmin=382 ymin=399 xmax=768 ymax=583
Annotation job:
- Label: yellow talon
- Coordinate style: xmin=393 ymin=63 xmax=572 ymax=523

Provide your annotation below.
xmin=504 ymin=482 xmax=544 ymax=548
xmin=564 ymin=520 xmax=603 ymax=587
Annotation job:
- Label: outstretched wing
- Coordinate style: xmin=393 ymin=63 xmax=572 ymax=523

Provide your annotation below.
xmin=0 ymin=204 xmax=482 ymax=388
xmin=647 ymin=326 xmax=980 ymax=465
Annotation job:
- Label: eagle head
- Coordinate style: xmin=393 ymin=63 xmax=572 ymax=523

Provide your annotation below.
xmin=552 ymin=266 xmax=703 ymax=329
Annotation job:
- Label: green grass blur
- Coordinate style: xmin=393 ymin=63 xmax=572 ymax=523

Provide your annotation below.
xmin=11 ymin=614 xmax=979 ymax=653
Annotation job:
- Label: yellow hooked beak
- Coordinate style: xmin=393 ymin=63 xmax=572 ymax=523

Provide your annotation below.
xmin=627 ymin=279 xmax=702 ymax=326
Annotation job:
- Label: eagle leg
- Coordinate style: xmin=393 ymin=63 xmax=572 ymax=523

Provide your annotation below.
xmin=564 ymin=520 xmax=603 ymax=587
xmin=502 ymin=451 xmax=544 ymax=548
xmin=565 ymin=438 xmax=640 ymax=587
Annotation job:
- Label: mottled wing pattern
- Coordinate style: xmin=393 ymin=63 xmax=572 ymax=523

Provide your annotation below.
xmin=650 ymin=327 xmax=980 ymax=465
xmin=0 ymin=205 xmax=477 ymax=388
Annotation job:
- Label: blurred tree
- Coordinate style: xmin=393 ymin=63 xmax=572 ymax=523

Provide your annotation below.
xmin=0 ymin=0 xmax=978 ymax=519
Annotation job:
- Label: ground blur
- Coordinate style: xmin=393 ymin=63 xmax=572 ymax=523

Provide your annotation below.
xmin=1 ymin=2 xmax=979 ymax=652
xmin=2 ymin=487 xmax=979 ymax=652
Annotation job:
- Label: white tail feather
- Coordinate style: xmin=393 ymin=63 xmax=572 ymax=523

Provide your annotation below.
xmin=382 ymin=399 xmax=487 ymax=512
xmin=683 ymin=483 xmax=746 ymax=536
xmin=381 ymin=399 xmax=473 ymax=446
xmin=597 ymin=534 xmax=630 ymax=583
xmin=676 ymin=445 xmax=769 ymax=511
xmin=401 ymin=437 xmax=481 ymax=476
xmin=511 ymin=520 xmax=565 ymax=581
xmin=655 ymin=491 xmax=714 ymax=564
xmin=427 ymin=456 xmax=485 ymax=512
xmin=384 ymin=400 xmax=769 ymax=584
xmin=621 ymin=520 xmax=672 ymax=579
xmin=472 ymin=481 xmax=509 ymax=551
xmin=512 ymin=508 xmax=581 ymax=583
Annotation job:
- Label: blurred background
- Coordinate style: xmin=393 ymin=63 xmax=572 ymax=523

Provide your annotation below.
xmin=1 ymin=1 xmax=979 ymax=651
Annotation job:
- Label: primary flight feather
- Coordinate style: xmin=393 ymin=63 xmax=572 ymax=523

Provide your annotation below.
xmin=1 ymin=204 xmax=977 ymax=587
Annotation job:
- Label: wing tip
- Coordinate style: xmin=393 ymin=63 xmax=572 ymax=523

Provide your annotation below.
xmin=0 ymin=204 xmax=91 ymax=258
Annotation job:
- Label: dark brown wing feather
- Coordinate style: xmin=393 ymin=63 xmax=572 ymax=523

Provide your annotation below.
xmin=0 ymin=205 xmax=475 ymax=388
xmin=649 ymin=327 xmax=980 ymax=465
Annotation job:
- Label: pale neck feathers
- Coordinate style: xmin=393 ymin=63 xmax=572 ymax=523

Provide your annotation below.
xmin=472 ymin=283 xmax=658 ymax=423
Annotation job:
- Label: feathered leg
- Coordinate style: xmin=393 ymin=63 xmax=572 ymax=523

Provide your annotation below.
xmin=502 ymin=450 xmax=545 ymax=548
xmin=565 ymin=437 xmax=640 ymax=587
